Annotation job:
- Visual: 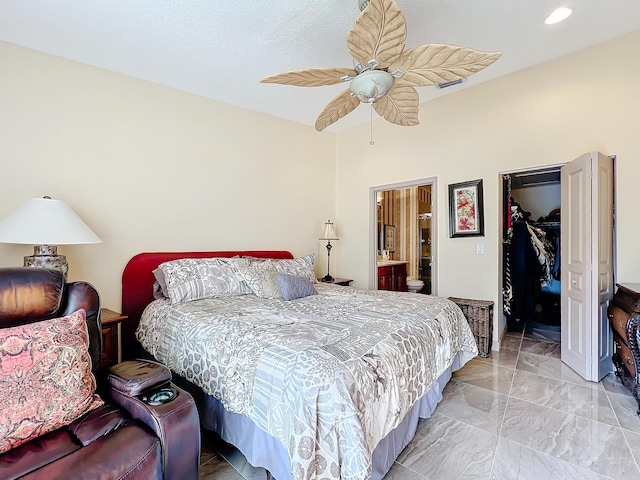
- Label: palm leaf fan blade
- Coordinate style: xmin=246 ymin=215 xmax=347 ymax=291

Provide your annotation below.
xmin=261 ymin=68 xmax=356 ymax=87
xmin=373 ymin=84 xmax=419 ymax=126
xmin=315 ymin=89 xmax=361 ymax=131
xmin=347 ymin=0 xmax=406 ymax=68
xmin=390 ymin=44 xmax=503 ymax=87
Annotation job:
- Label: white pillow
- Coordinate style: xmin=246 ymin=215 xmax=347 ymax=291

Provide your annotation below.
xmin=158 ymin=257 xmax=252 ymax=304
xmin=268 ymin=254 xmax=317 ymax=283
xmin=235 ymin=260 xmax=282 ymax=299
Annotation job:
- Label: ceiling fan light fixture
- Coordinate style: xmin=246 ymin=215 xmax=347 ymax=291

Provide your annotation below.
xmin=350 ymin=69 xmax=394 ymax=103
xmin=261 ymin=0 xmax=502 ymax=131
xmin=545 ymin=7 xmax=572 ymax=25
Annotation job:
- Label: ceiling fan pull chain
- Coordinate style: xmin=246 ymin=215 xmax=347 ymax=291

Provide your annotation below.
xmin=369 ymin=104 xmax=375 ymax=146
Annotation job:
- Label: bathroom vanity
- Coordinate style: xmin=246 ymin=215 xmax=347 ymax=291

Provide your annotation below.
xmin=377 ymin=261 xmax=408 ymax=292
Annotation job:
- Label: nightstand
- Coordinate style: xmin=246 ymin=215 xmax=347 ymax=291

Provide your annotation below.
xmin=101 ymin=308 xmax=127 ymax=368
xmin=320 ymin=277 xmax=353 ymax=286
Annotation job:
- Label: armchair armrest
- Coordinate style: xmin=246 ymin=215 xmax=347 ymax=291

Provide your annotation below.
xmin=106 ymin=360 xmax=200 ymax=480
xmin=106 ymin=359 xmax=172 ymax=395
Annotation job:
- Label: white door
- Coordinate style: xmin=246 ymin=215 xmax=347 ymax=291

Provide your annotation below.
xmin=561 ymin=151 xmax=614 ymax=382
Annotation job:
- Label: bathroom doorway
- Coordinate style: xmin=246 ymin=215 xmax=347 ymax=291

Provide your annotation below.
xmin=369 ymin=177 xmax=437 ymax=295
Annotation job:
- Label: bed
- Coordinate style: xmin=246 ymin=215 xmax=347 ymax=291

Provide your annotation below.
xmin=121 ymin=250 xmax=477 ymax=480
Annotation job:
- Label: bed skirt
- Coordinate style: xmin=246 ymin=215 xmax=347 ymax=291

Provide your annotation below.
xmin=199 ymin=353 xmax=463 ymax=480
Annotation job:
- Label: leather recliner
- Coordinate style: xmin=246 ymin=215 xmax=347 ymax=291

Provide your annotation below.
xmin=0 ymin=268 xmax=200 ymax=480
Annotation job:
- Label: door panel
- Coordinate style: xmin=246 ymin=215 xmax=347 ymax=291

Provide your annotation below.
xmin=566 ymin=296 xmax=584 ymax=354
xmin=561 ymin=152 xmax=614 ymax=382
xmin=594 ymin=154 xmax=615 ymax=379
xmin=561 ymin=154 xmax=591 ymax=380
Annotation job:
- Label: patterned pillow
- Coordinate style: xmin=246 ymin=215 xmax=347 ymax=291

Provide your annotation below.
xmin=277 ymin=274 xmax=317 ymax=301
xmin=152 ymin=268 xmax=169 ymax=298
xmin=158 ymin=257 xmax=252 ymax=304
xmin=235 ymin=260 xmax=282 ymax=299
xmin=269 ymin=254 xmax=317 ymax=283
xmin=0 ymin=309 xmax=104 ymax=454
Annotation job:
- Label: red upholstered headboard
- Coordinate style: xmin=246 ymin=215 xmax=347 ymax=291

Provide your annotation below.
xmin=120 ymin=250 xmax=294 ymax=359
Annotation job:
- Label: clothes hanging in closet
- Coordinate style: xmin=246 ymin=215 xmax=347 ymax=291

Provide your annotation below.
xmin=502 ymin=176 xmax=513 ymax=317
xmin=503 ymin=200 xmax=558 ymax=324
xmin=527 ymin=223 xmax=556 ymax=291
xmin=508 ymin=219 xmax=542 ymax=323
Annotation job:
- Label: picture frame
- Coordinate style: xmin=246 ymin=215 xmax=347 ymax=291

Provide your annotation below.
xmin=448 ymin=179 xmax=485 ymax=237
xmin=384 ymin=224 xmax=396 ymax=252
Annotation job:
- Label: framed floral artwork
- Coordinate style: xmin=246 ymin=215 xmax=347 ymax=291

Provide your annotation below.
xmin=448 ymin=179 xmax=484 ymax=237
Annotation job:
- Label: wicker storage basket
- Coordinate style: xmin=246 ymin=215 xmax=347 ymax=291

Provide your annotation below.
xmin=448 ymin=297 xmax=494 ymax=358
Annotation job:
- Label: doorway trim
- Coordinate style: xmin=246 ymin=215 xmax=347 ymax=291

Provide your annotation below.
xmin=369 ymin=177 xmax=438 ymax=294
xmin=497 ymin=156 xmax=617 ymax=365
xmin=497 ymin=163 xmax=564 ymax=346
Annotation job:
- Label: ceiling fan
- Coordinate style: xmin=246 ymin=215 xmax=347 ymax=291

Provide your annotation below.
xmin=261 ymin=0 xmax=502 ymax=132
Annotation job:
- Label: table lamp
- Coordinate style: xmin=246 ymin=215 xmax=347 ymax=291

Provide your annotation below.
xmin=0 ymin=196 xmax=101 ymax=277
xmin=319 ymin=219 xmax=339 ymax=282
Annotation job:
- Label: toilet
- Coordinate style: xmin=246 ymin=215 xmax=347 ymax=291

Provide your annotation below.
xmin=406 ymin=278 xmax=424 ymax=293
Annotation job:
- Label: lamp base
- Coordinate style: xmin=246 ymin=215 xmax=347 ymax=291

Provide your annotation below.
xmin=24 ymin=245 xmax=68 ymax=277
xmin=321 ymin=274 xmax=334 ymax=282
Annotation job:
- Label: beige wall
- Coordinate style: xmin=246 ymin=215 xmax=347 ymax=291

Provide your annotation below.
xmin=2 ymin=30 xmax=640 ymax=347
xmin=0 ymin=42 xmax=337 ymax=310
xmin=335 ymin=30 xmax=640 ymax=345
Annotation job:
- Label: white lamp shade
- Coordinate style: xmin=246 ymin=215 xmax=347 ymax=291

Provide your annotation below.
xmin=0 ymin=197 xmax=101 ymax=245
xmin=319 ymin=220 xmax=339 ymax=241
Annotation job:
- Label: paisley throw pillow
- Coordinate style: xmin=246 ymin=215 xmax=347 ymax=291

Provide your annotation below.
xmin=0 ymin=309 xmax=104 ymax=454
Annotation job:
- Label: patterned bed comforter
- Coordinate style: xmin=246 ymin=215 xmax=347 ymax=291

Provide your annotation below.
xmin=136 ymin=284 xmax=477 ymax=480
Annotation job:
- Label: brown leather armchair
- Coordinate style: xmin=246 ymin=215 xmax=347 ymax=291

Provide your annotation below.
xmin=0 ymin=268 xmax=200 ymax=480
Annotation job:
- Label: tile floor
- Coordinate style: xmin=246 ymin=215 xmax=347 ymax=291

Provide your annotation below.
xmin=198 ymin=330 xmax=640 ymax=480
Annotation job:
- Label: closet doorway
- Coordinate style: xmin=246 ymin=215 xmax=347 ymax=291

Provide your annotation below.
xmin=369 ymin=178 xmax=437 ymax=295
xmin=501 ymin=165 xmax=562 ymax=342
xmin=501 ymin=152 xmax=615 ymax=382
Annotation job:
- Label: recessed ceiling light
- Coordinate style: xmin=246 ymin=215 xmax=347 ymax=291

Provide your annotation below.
xmin=545 ymin=7 xmax=572 ymax=25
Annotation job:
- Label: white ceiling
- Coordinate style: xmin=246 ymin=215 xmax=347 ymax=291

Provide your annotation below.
xmin=2 ymin=0 xmax=640 ymax=132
